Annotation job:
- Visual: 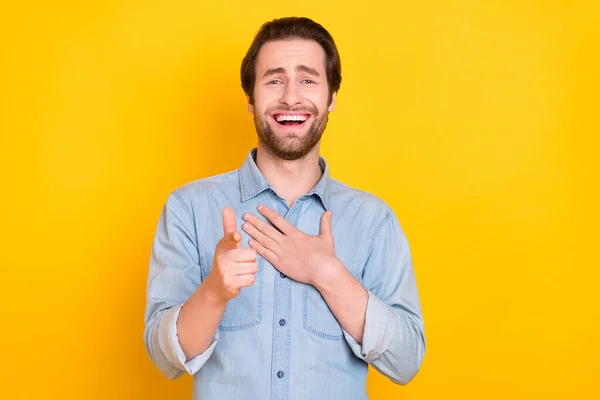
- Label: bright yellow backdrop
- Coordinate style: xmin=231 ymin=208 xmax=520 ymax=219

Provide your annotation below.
xmin=1 ymin=0 xmax=598 ymax=399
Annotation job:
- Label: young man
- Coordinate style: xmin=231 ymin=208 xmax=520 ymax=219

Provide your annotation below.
xmin=144 ymin=17 xmax=425 ymax=400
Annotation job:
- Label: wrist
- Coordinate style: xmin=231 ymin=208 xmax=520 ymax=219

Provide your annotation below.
xmin=311 ymin=257 xmax=345 ymax=292
xmin=198 ymin=279 xmax=228 ymax=308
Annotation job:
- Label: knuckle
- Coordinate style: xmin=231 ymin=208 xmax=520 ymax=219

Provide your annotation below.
xmin=223 ymin=274 xmax=236 ymax=288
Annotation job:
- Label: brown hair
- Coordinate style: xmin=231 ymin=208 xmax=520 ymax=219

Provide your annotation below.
xmin=241 ymin=17 xmax=342 ymax=105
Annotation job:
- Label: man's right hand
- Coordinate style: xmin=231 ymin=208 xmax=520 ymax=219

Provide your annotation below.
xmin=204 ymin=207 xmax=258 ymax=304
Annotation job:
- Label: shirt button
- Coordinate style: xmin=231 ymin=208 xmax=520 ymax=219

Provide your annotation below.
xmin=280 ymin=272 xmax=286 ymax=278
xmin=279 ymin=319 xmax=286 ymax=326
xmin=277 ymin=370 xmax=284 ymax=378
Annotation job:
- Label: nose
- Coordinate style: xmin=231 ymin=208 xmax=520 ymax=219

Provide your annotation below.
xmin=279 ymin=81 xmax=302 ymax=107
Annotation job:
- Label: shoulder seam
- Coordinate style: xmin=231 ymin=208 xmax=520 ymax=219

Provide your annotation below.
xmin=366 ymin=207 xmax=393 ymax=258
xmin=171 ymin=189 xmax=193 ymax=223
xmin=187 ymin=170 xmax=237 ymax=185
xmin=171 ymin=189 xmax=201 ymax=265
xmin=330 ymin=179 xmax=382 ymax=199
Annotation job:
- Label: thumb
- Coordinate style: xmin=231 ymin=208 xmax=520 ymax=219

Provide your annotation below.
xmin=219 ymin=207 xmax=242 ymax=250
xmin=319 ymin=210 xmax=333 ymax=235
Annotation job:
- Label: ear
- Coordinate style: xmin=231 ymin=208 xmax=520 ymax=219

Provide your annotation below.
xmin=247 ymin=95 xmax=254 ymax=114
xmin=328 ymin=92 xmax=337 ymax=112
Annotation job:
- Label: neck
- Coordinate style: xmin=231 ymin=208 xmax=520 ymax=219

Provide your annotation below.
xmin=255 ymin=144 xmax=323 ymax=208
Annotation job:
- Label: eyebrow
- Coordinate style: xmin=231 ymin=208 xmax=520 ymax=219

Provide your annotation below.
xmin=261 ymin=65 xmax=321 ymax=79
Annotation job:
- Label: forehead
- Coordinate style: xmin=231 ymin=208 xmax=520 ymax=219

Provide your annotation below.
xmin=255 ymin=39 xmax=326 ymax=74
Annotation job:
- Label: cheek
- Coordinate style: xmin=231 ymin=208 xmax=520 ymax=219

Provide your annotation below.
xmin=306 ymin=87 xmax=330 ymax=108
xmin=254 ymin=88 xmax=280 ymax=111
xmin=311 ymin=97 xmax=330 ymax=114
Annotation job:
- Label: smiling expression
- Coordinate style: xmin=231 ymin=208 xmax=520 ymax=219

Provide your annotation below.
xmin=248 ymin=39 xmax=337 ymax=160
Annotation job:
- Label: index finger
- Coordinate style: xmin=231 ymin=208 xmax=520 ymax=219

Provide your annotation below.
xmin=222 ymin=207 xmax=238 ymax=236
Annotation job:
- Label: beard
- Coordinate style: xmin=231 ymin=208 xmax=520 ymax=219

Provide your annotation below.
xmin=254 ymin=105 xmax=329 ymax=161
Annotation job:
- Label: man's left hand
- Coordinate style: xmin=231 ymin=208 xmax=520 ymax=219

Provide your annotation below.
xmin=242 ymin=205 xmax=339 ymax=285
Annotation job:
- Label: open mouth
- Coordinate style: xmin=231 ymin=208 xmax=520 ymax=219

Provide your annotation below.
xmin=272 ymin=114 xmax=311 ymax=127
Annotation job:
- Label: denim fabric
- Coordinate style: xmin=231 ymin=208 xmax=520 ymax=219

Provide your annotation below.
xmin=143 ymin=149 xmax=425 ymax=400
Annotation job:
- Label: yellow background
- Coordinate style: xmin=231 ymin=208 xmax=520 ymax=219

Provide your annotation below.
xmin=1 ymin=0 xmax=598 ymax=398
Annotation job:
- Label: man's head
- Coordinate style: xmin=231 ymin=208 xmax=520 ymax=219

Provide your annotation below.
xmin=240 ymin=17 xmax=342 ymax=160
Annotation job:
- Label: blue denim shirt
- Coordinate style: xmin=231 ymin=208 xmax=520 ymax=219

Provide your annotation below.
xmin=143 ymin=149 xmax=425 ymax=400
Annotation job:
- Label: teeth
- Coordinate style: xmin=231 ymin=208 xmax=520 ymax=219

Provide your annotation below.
xmin=276 ymin=114 xmax=308 ymax=122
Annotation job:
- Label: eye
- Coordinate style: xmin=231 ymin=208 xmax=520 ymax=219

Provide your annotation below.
xmin=267 ymin=79 xmax=282 ymax=85
xmin=301 ymin=79 xmax=315 ymax=84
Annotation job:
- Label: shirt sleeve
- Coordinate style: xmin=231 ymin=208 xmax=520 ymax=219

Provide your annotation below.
xmin=143 ymin=191 xmax=218 ymax=378
xmin=342 ymin=208 xmax=426 ymax=385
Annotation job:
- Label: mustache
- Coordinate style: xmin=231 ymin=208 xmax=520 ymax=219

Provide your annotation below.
xmin=267 ymin=105 xmax=318 ymax=114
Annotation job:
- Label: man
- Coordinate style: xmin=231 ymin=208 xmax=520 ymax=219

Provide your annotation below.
xmin=144 ymin=17 xmax=425 ymax=399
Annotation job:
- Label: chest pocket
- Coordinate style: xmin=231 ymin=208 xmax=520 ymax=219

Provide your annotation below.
xmin=303 ymin=284 xmax=344 ymax=340
xmin=200 ymin=232 xmax=264 ymax=331
xmin=301 ymin=241 xmax=365 ymax=340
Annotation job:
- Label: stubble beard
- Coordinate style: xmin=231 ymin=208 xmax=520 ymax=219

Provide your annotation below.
xmin=254 ymin=107 xmax=329 ymax=161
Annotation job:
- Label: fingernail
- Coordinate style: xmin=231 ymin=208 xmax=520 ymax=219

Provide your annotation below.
xmin=257 ymin=205 xmax=264 ymax=211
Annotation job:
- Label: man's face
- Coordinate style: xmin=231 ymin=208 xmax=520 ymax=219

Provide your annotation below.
xmin=248 ymin=39 xmax=336 ymax=161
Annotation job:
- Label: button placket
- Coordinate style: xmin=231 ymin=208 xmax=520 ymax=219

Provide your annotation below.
xmin=269 ymin=201 xmax=302 ymax=399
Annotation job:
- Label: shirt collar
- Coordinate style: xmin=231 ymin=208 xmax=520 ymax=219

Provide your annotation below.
xmin=238 ymin=148 xmax=332 ymax=210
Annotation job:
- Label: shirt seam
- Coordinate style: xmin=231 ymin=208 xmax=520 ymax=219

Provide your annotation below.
xmin=178 ymin=169 xmax=237 ymax=188
xmin=172 ymin=190 xmax=193 ymax=226
xmin=172 ymin=189 xmax=201 ymax=266
xmin=365 ymin=208 xmax=393 ymax=259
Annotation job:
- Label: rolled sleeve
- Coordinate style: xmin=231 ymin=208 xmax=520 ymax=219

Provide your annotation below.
xmin=158 ymin=303 xmax=219 ymax=375
xmin=345 ymin=207 xmax=426 ymax=384
xmin=143 ymin=191 xmax=217 ymax=378
xmin=343 ymin=292 xmax=397 ymax=363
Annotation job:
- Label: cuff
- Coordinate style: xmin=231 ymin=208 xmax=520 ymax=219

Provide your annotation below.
xmin=158 ymin=303 xmax=219 ymax=375
xmin=343 ymin=291 xmax=397 ymax=364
